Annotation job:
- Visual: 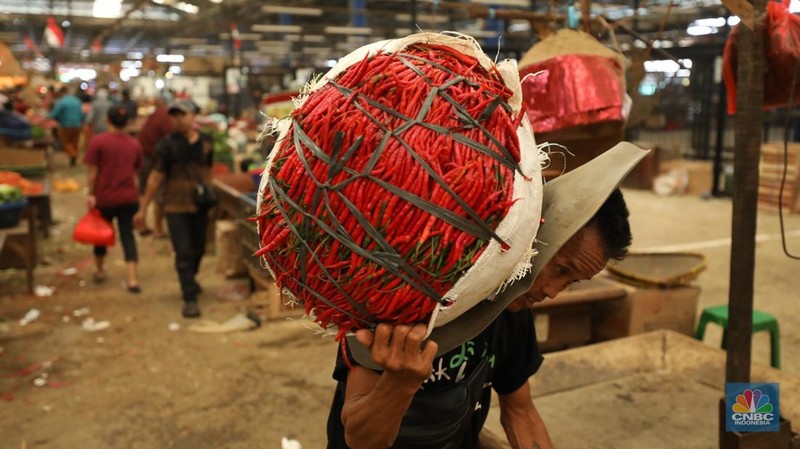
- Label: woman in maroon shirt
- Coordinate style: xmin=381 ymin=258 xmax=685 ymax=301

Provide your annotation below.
xmin=84 ymin=106 xmax=143 ymax=292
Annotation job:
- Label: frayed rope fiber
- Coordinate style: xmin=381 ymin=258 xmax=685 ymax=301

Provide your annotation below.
xmin=257 ymin=43 xmax=523 ymax=339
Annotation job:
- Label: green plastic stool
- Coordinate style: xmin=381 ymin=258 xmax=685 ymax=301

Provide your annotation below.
xmin=694 ymin=305 xmax=781 ymax=369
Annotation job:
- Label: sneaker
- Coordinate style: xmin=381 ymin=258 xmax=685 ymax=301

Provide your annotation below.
xmin=182 ymin=301 xmax=201 ymax=318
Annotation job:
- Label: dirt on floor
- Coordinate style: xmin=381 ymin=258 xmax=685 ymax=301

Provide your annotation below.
xmin=1 ymin=157 xmax=339 ymax=449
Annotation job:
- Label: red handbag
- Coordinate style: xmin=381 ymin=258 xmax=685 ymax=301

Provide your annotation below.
xmin=73 ymin=209 xmax=115 ymax=247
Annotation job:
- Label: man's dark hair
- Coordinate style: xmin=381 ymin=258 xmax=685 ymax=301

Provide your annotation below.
xmin=107 ymin=105 xmax=130 ymax=129
xmin=587 ymin=188 xmax=632 ymax=261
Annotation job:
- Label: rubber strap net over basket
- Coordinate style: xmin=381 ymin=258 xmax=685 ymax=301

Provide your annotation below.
xmin=256 ymin=33 xmax=543 ymax=340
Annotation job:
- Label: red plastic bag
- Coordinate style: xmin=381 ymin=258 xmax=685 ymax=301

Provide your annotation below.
xmin=73 ymin=209 xmax=115 ymax=246
xmin=723 ymin=0 xmax=800 ymax=113
xmin=520 ymin=54 xmax=627 ymax=134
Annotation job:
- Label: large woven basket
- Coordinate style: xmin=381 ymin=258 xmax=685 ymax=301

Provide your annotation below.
xmin=606 ymin=252 xmax=707 ymax=288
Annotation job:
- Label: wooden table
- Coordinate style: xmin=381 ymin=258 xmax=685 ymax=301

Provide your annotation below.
xmin=532 ymin=277 xmax=627 ymax=352
xmin=0 ymin=211 xmax=37 ymax=293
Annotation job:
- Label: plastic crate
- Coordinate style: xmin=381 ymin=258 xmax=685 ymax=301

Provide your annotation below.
xmin=0 ymin=199 xmax=28 ymax=229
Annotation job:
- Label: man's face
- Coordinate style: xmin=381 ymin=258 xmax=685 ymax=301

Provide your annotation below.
xmin=506 ymin=225 xmax=609 ymax=313
xmin=169 ymin=111 xmax=195 ymax=133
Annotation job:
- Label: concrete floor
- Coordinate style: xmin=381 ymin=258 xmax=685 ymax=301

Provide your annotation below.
xmin=623 ymin=188 xmax=800 ymax=374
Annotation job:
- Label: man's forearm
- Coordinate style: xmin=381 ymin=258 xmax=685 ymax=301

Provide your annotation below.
xmin=498 ymin=382 xmax=554 ymax=449
xmin=500 ymin=407 xmax=553 ymax=449
xmin=140 ymin=171 xmax=164 ymax=209
xmin=86 ymin=171 xmax=97 ymax=195
xmin=342 ymin=374 xmax=419 ymax=449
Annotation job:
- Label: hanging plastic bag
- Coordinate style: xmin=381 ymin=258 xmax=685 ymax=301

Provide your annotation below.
xmin=723 ymin=0 xmax=800 ymax=113
xmin=73 ymin=209 xmax=115 ymax=247
xmin=519 ymin=29 xmax=628 ymax=135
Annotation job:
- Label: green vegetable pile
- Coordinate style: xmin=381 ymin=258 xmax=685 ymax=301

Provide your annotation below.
xmin=0 ymin=184 xmax=24 ymax=205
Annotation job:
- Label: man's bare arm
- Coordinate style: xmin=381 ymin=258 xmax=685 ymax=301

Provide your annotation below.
xmin=498 ymin=381 xmax=554 ymax=449
xmin=340 ymin=324 xmax=438 ymax=449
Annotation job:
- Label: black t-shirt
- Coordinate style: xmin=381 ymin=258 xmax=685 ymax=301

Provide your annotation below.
xmin=327 ymin=309 xmax=543 ymax=449
xmin=153 ymin=132 xmax=213 ymax=213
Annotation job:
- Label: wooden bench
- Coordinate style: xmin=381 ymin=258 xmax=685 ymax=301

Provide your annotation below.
xmin=0 ymin=207 xmax=37 ymax=293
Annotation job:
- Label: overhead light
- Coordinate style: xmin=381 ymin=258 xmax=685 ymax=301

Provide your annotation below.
xmin=285 ymin=34 xmax=325 ymax=43
xmin=62 ymin=20 xmax=71 ymax=28
xmin=463 ymin=30 xmax=498 ymax=39
xmin=252 ymin=24 xmax=302 ymax=33
xmin=395 ymin=13 xmax=448 ymax=24
xmin=168 ymin=65 xmax=182 ymax=74
xmin=325 ymin=26 xmax=373 ymax=35
xmin=728 ymin=16 xmax=741 ymax=26
xmin=651 ymin=39 xmax=674 ymax=49
xmin=325 ymin=59 xmax=337 ymax=68
xmin=127 ymin=52 xmax=143 ymax=59
xmin=156 ymin=54 xmax=185 ymax=63
xmin=691 ymin=17 xmax=726 ymax=28
xmin=508 ymin=21 xmax=531 ymax=33
xmin=686 ymin=25 xmax=717 ymax=36
xmin=93 ymin=0 xmax=122 ymax=18
xmin=175 ymin=2 xmax=199 ymax=14
xmin=261 ymin=5 xmax=323 ymax=16
xmin=644 ymin=60 xmax=680 ymax=73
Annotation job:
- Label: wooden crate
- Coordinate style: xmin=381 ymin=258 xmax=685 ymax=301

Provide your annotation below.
xmin=247 ymin=265 xmax=304 ymax=321
xmin=759 ymin=142 xmax=800 ymax=214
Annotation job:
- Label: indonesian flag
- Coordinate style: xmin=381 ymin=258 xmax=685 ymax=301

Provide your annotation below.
xmin=230 ymin=23 xmax=241 ymax=50
xmin=23 ymin=33 xmax=43 ymax=57
xmin=44 ymin=16 xmax=65 ymax=48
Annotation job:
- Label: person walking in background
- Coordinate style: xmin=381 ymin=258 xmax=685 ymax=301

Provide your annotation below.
xmin=85 ymin=88 xmax=113 ymax=142
xmin=134 ymin=100 xmax=214 ymax=318
xmin=136 ymin=95 xmax=173 ymax=238
xmin=49 ymin=85 xmax=85 ymax=166
xmin=120 ymin=89 xmax=138 ymax=122
xmin=84 ymin=106 xmax=143 ymax=293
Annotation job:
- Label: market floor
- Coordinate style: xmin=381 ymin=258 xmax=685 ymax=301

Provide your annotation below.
xmin=1 ymin=154 xmax=799 ymax=449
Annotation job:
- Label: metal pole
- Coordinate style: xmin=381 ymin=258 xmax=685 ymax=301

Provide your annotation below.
xmin=725 ymin=0 xmax=766 ymax=387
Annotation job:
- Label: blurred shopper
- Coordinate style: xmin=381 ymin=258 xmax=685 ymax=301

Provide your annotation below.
xmin=84 ymin=106 xmax=143 ymax=292
xmin=49 ymin=85 xmax=84 ymax=166
xmin=136 ymin=96 xmax=173 ymax=238
xmin=85 ymin=88 xmax=113 ymax=140
xmin=134 ymin=100 xmax=214 ymax=318
xmin=120 ymin=89 xmax=138 ymax=121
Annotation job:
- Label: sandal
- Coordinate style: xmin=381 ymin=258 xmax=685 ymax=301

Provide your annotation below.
xmin=126 ymin=284 xmax=141 ymax=294
xmin=93 ymin=272 xmax=107 ymax=284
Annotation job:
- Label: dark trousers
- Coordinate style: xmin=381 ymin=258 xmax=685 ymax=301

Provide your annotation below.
xmin=94 ymin=203 xmax=139 ymax=262
xmin=165 ymin=212 xmax=208 ymax=302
